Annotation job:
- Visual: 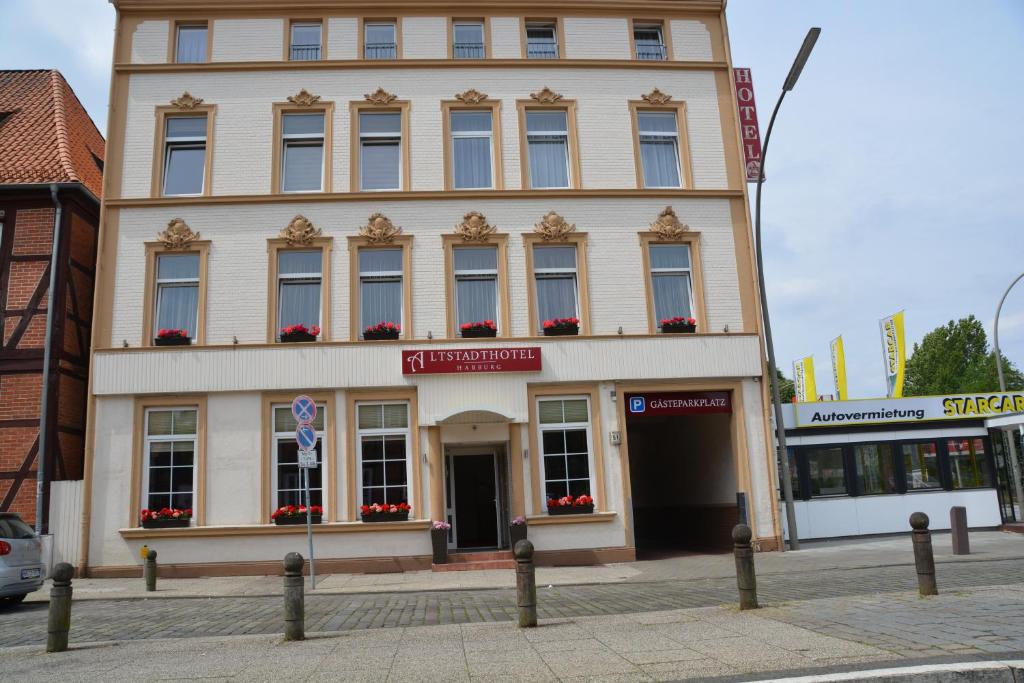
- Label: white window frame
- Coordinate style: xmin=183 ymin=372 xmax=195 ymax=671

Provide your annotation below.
xmin=154 ymin=253 xmax=199 ymax=339
xmin=359 ymin=111 xmax=402 ymax=192
xmin=175 ymin=24 xmax=207 ymax=64
xmin=453 ymin=20 xmax=485 ymax=59
xmin=536 ymin=396 xmax=595 ymax=501
xmin=364 ymin=22 xmax=397 ymax=59
xmin=648 ymin=243 xmax=694 ymax=323
xmin=271 ymin=403 xmax=327 ymax=513
xmin=355 ymin=401 xmax=412 ymax=508
xmin=450 ymin=110 xmax=495 ymax=190
xmin=281 ymin=112 xmax=326 ymax=193
xmin=633 ymin=23 xmax=666 ymax=61
xmin=163 ymin=115 xmax=207 ymax=197
xmin=533 ymin=244 xmax=579 ymax=325
xmin=525 ymin=22 xmax=558 ymax=59
xmin=526 ymin=110 xmax=571 ymax=189
xmin=453 ymin=246 xmax=499 ymax=329
xmin=277 ymin=249 xmax=323 ymax=334
xmin=638 ymin=111 xmax=682 ymax=189
xmin=142 ymin=407 xmax=198 ymax=517
xmin=290 ymin=21 xmax=322 ymax=61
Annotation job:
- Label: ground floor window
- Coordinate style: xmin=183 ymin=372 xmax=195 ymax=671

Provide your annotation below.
xmin=902 ymin=442 xmax=941 ymax=490
xmin=854 ymin=443 xmax=897 ymax=495
xmin=805 ymin=446 xmax=846 ymax=497
xmin=537 ymin=397 xmax=593 ymax=500
xmin=143 ymin=407 xmax=197 ymax=512
xmin=272 ymin=404 xmax=325 ymax=510
xmin=947 ymin=438 xmax=991 ymax=489
xmin=357 ymin=402 xmax=410 ymax=506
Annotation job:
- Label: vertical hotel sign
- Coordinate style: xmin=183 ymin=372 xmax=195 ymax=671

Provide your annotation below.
xmin=879 ymin=311 xmax=906 ymax=398
xmin=734 ymin=68 xmax=763 ymax=182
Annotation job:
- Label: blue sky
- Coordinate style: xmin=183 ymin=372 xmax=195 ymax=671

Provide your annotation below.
xmin=1 ymin=0 xmax=1022 ymax=398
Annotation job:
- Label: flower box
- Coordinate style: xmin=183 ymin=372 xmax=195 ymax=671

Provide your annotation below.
xmin=363 ymin=330 xmax=400 ymax=341
xmin=154 ymin=335 xmax=191 ymax=346
xmin=361 ymin=511 xmax=410 ymax=523
xmin=660 ymin=317 xmax=697 ymax=334
xmin=274 ymin=514 xmax=322 ymax=526
xmin=280 ymin=331 xmax=317 ymax=343
xmin=547 ymin=504 xmax=594 ymax=516
xmin=461 ymin=328 xmax=497 ymax=338
xmin=543 ymin=327 xmax=578 ymax=337
xmin=141 ymin=518 xmax=191 ymax=529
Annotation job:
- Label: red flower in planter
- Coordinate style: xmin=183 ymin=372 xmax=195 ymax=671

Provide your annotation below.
xmin=364 ymin=321 xmax=401 ymax=335
xmin=460 ymin=320 xmax=497 ymax=331
xmin=546 ymin=494 xmax=595 ymax=509
xmin=156 ymin=328 xmax=189 ymax=339
xmin=280 ymin=323 xmax=321 ymax=338
xmin=659 ymin=316 xmax=696 ymax=328
xmin=542 ymin=317 xmax=579 ymax=330
xmin=140 ymin=507 xmax=192 ymax=522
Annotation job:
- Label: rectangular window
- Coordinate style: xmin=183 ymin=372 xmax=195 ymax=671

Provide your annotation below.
xmin=533 ymin=245 xmax=578 ymax=328
xmin=649 ymin=244 xmax=693 ymax=324
xmin=364 ymin=22 xmax=397 ymax=59
xmin=526 ymin=22 xmax=558 ymax=59
xmin=277 ymin=250 xmax=322 ymax=334
xmin=154 ymin=253 xmax=199 ymax=339
xmin=638 ymin=112 xmax=682 ymax=188
xmin=357 ymin=402 xmax=410 ymax=506
xmin=281 ymin=112 xmax=325 ymax=192
xmin=538 ymin=398 xmax=592 ymax=500
xmin=806 ymin=446 xmax=846 ymax=497
xmin=272 ymin=405 xmax=324 ymax=509
xmin=854 ymin=443 xmax=897 ymax=495
xmin=144 ymin=408 xmax=197 ymax=513
xmin=359 ymin=248 xmax=403 ymax=335
xmin=453 ymin=21 xmax=485 ymax=59
xmin=526 ymin=110 xmax=570 ymax=189
xmin=633 ymin=23 xmax=666 ymax=60
xmin=163 ymin=116 xmax=207 ymax=197
xmin=450 ymin=110 xmax=493 ymax=189
xmin=454 ymin=246 xmax=498 ymax=329
xmin=175 ymin=24 xmax=208 ymax=63
xmin=290 ymin=22 xmax=322 ymax=61
xmin=359 ymin=111 xmax=402 ymax=191
xmin=782 ymin=449 xmax=800 ymax=499
xmin=947 ymin=438 xmax=991 ymax=489
xmin=902 ymin=442 xmax=941 ymax=490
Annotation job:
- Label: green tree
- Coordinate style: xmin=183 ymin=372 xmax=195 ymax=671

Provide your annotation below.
xmin=773 ymin=368 xmax=795 ymax=403
xmin=903 ymin=315 xmax=1024 ymax=395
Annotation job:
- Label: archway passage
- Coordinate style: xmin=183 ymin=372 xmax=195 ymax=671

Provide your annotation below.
xmin=625 ymin=392 xmax=738 ymax=557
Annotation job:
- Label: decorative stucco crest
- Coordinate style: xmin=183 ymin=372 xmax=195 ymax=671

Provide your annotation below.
xmin=364 ymin=87 xmax=398 ymax=105
xmin=650 ymin=206 xmax=690 ymax=240
xmin=287 ymin=89 xmax=322 ymax=107
xmin=454 ymin=211 xmax=497 ymax=242
xmin=170 ymin=92 xmax=204 ymax=110
xmin=529 ymin=87 xmax=563 ymax=104
xmin=359 ymin=213 xmax=402 ymax=243
xmin=454 ymin=88 xmax=489 ymax=104
xmin=279 ymin=215 xmax=322 ymax=246
xmin=640 ymin=88 xmax=673 ymax=105
xmin=533 ymin=211 xmax=576 ymax=241
xmin=157 ymin=218 xmax=200 ymax=249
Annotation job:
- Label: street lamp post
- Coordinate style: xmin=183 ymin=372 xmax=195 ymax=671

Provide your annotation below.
xmin=754 ymin=27 xmax=821 ymax=552
xmin=993 ymin=271 xmax=1024 ymax=520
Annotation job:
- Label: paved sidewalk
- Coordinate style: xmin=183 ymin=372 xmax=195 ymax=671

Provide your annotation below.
xmin=3 ymin=584 xmax=1023 ymax=682
xmin=29 ymin=530 xmax=1024 ymax=602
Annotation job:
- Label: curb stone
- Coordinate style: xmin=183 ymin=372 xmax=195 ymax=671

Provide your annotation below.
xmin=762 ymin=660 xmax=1024 ymax=683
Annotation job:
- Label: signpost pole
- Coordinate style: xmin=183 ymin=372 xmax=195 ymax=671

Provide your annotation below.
xmin=304 ymin=466 xmax=315 ymax=590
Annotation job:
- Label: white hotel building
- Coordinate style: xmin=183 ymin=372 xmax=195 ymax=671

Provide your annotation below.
xmin=83 ymin=0 xmax=780 ymax=576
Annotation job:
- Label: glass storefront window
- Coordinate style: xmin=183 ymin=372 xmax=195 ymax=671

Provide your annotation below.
xmin=854 ymin=444 xmax=896 ymax=495
xmin=947 ymin=438 xmax=990 ymax=489
xmin=781 ymin=449 xmax=800 ymax=499
xmin=806 ymin=447 xmax=846 ymax=497
xmin=902 ymin=442 xmax=941 ymax=490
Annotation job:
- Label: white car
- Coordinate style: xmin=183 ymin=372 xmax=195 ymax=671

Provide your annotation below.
xmin=0 ymin=513 xmax=43 ymax=605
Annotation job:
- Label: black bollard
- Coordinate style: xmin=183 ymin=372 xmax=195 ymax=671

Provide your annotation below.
xmin=950 ymin=506 xmax=970 ymax=555
xmin=514 ymin=539 xmax=537 ymax=627
xmin=910 ymin=512 xmax=938 ymax=596
xmin=144 ymin=549 xmax=158 ymax=592
xmin=283 ymin=552 xmax=305 ymax=641
xmin=732 ymin=524 xmax=758 ymax=610
xmin=46 ymin=562 xmax=74 ymax=653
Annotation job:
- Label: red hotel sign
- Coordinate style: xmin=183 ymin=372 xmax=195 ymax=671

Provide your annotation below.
xmin=402 ymin=347 xmax=542 ymax=375
xmin=733 ymin=68 xmax=763 ymax=182
xmin=626 ymin=392 xmax=732 ymax=416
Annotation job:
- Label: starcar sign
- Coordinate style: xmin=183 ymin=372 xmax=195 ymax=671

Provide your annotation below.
xmin=790 ymin=392 xmax=1024 ymax=428
xmin=402 ymin=347 xmax=542 ymax=375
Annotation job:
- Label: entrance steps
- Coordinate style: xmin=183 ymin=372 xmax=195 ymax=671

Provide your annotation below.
xmin=432 ymin=550 xmax=515 ymax=572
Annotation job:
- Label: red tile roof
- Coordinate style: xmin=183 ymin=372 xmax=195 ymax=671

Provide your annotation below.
xmin=0 ymin=70 xmax=105 ymax=198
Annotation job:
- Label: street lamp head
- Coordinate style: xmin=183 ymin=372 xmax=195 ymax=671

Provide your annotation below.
xmin=783 ymin=27 xmax=821 ymax=92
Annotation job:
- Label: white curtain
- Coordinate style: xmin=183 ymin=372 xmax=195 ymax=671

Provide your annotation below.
xmin=639 ymin=112 xmax=681 ymax=187
xmin=456 ymin=278 xmax=496 ymax=325
xmin=651 ymin=273 xmax=692 ymax=321
xmin=451 ymin=111 xmax=492 ymax=189
xmin=278 ymin=282 xmax=320 ymax=328
xmin=536 ymin=276 xmax=577 ymax=324
xmin=282 ymin=143 xmax=323 ymax=192
xmin=156 ymin=285 xmax=198 ymax=333
xmin=360 ymin=280 xmax=401 ymax=330
xmin=526 ymin=111 xmax=569 ymax=188
xmin=176 ymin=27 xmax=206 ymax=63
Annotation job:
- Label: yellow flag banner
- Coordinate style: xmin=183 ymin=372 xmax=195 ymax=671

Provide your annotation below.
xmin=879 ymin=311 xmax=906 ymax=398
xmin=830 ymin=336 xmax=848 ymax=401
xmin=793 ymin=356 xmax=817 ymax=403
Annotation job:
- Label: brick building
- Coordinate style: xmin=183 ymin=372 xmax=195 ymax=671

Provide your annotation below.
xmin=0 ymin=70 xmax=104 ymax=529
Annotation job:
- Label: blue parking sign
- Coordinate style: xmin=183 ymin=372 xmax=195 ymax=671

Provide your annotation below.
xmin=295 ymin=424 xmax=318 ymax=451
xmin=629 ymin=396 xmax=646 ymax=414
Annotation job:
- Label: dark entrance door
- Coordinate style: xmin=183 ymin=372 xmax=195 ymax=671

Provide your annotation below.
xmin=453 ymin=454 xmax=498 ymax=548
